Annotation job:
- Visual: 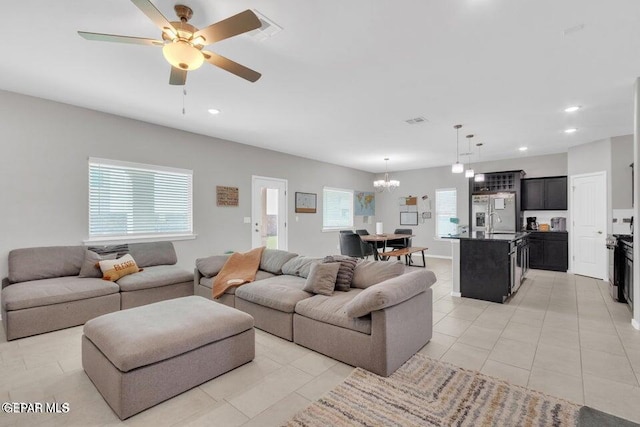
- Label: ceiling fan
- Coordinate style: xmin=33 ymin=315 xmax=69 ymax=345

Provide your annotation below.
xmin=78 ymin=0 xmax=262 ymax=85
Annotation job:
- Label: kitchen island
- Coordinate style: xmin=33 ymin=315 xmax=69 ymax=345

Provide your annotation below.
xmin=445 ymin=232 xmax=529 ymax=303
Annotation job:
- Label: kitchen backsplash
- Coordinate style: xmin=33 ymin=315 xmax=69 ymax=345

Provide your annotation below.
xmin=612 ymin=209 xmax=634 ymax=235
xmin=522 ymin=210 xmax=567 ymax=230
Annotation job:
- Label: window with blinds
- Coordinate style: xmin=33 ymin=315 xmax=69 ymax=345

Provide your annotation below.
xmin=436 ymin=188 xmax=457 ymax=236
xmin=323 ymin=187 xmax=354 ymax=230
xmin=88 ymin=158 xmax=193 ymax=240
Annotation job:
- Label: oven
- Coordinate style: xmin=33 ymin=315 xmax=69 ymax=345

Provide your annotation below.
xmin=607 ymin=234 xmax=628 ymax=302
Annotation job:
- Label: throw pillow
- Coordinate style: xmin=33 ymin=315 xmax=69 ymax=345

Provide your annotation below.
xmin=99 ymin=254 xmax=142 ymax=281
xmin=323 ymin=255 xmax=357 ymax=291
xmin=303 ymin=262 xmax=340 ymax=296
xmin=88 ymin=244 xmax=130 ymax=258
xmin=78 ymin=250 xmax=117 ymax=278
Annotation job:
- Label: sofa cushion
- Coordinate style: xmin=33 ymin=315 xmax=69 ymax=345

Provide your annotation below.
xmin=323 ymin=255 xmax=357 ymax=291
xmin=196 ymin=255 xmax=230 ymax=277
xmin=235 ymin=275 xmax=311 ymax=313
xmin=83 ymin=296 xmax=254 ymax=372
xmin=78 ymin=250 xmax=118 ymax=278
xmin=260 ymin=249 xmax=298 ymax=274
xmin=199 ymin=270 xmax=275 ymax=291
xmin=2 ymin=277 xmax=120 ymax=311
xmin=345 ymin=269 xmax=436 ymax=318
xmin=117 ymin=265 xmax=194 ymax=292
xmin=281 ymin=256 xmax=322 ymax=279
xmin=99 ymin=254 xmax=141 ymax=282
xmin=303 ymin=263 xmax=340 ymax=296
xmin=351 ymin=260 xmax=405 ymax=289
xmin=8 ymin=246 xmax=86 ymax=284
xmin=128 ymin=242 xmax=177 ymax=268
xmin=294 ymin=290 xmax=372 ymax=334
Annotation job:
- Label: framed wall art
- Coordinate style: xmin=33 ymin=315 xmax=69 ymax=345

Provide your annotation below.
xmin=400 ymin=211 xmax=419 ymax=226
xmin=295 ymin=192 xmax=317 ymax=213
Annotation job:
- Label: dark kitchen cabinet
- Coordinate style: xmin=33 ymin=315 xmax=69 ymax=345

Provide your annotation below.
xmin=521 ymin=176 xmax=567 ymax=210
xmin=527 ymin=232 xmax=568 ymax=271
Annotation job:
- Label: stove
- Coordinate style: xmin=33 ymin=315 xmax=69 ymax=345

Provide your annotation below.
xmin=607 ymin=234 xmax=631 ymax=302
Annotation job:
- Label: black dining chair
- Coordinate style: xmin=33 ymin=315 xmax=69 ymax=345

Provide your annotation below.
xmin=339 ymin=232 xmax=372 ymax=259
xmin=356 ymin=229 xmax=384 ymax=252
xmin=387 ymin=228 xmax=414 ymax=263
xmin=340 ymin=230 xmax=354 ymax=234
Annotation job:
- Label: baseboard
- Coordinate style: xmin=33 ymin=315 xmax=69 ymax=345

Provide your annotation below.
xmin=426 ymin=255 xmax=453 ymax=260
xmin=633 ymin=319 xmax=640 ymax=330
xmin=450 ymin=292 xmax=461 ymax=297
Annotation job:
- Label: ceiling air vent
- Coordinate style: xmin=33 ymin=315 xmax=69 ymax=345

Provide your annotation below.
xmin=405 ymin=116 xmax=427 ymax=125
xmin=247 ymin=10 xmax=282 ymax=41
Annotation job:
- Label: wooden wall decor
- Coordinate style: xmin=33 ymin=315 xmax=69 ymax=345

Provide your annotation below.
xmin=216 ymin=186 xmax=239 ymax=207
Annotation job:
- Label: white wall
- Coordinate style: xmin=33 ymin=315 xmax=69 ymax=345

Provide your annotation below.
xmin=0 ymin=90 xmax=374 ymax=279
xmin=375 ymin=153 xmax=568 ymax=258
xmin=611 ymin=134 xmax=634 ymax=209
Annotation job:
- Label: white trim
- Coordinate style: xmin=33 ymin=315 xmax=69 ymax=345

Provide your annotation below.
xmin=426 ymin=254 xmax=453 ymax=260
xmin=89 ymin=157 xmax=192 ymax=176
xmin=633 ymin=319 xmax=640 ymax=330
xmin=84 ymin=233 xmax=196 ymax=245
xmin=450 ymin=292 xmax=462 ymax=297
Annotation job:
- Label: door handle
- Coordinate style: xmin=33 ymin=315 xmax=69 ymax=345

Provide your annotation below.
xmin=255 ymin=229 xmax=259 ymax=232
xmin=597 ymin=231 xmax=603 ymax=234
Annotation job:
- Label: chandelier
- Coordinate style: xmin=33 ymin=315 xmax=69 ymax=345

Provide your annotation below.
xmin=374 ymin=158 xmax=400 ymax=192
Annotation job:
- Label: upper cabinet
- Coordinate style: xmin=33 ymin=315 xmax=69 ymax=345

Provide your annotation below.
xmin=522 ymin=176 xmax=567 ymax=210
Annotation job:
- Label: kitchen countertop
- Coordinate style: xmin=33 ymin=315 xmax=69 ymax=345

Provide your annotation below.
xmin=443 ymin=231 xmax=528 ymax=242
xmin=525 ymin=230 xmax=568 ymax=233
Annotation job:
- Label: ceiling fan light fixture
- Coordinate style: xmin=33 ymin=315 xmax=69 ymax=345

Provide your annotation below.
xmin=162 ymin=40 xmax=204 ymax=70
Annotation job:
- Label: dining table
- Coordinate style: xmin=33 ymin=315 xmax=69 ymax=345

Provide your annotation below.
xmin=359 ymin=233 xmax=416 ymax=261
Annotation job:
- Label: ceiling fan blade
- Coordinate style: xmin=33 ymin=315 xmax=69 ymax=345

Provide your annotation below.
xmin=194 ymin=10 xmax=261 ymax=45
xmin=169 ymin=67 xmax=187 ymax=85
xmin=78 ymin=31 xmax=163 ymax=46
xmin=202 ymin=51 xmax=261 ymax=82
xmin=130 ymin=0 xmax=176 ymax=35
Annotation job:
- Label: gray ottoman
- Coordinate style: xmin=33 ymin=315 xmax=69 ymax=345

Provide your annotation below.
xmin=82 ymin=296 xmax=254 ymax=420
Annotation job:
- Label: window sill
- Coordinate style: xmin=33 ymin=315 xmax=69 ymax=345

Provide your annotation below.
xmin=83 ymin=233 xmax=197 ymax=246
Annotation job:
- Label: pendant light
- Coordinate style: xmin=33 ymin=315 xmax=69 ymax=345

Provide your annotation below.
xmin=474 ymin=143 xmax=485 ymax=182
xmin=465 ymin=134 xmax=475 ymax=178
xmin=451 ymin=124 xmax=464 ymax=173
xmin=373 ymin=158 xmax=400 ymax=192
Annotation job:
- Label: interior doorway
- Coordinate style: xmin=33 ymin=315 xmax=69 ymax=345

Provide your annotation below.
xmin=570 ymin=171 xmax=607 ymax=279
xmin=251 ymin=176 xmax=288 ymax=250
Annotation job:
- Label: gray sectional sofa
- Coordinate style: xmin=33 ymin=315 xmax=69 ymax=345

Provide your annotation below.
xmin=194 ymin=249 xmax=436 ymax=376
xmin=2 ymin=242 xmax=193 ymax=340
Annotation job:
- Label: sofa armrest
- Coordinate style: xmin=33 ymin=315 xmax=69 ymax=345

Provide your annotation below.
xmin=345 ymin=269 xmax=437 ymax=318
xmin=193 ymin=267 xmax=203 ymax=290
xmin=1 ymin=277 xmax=10 ymax=289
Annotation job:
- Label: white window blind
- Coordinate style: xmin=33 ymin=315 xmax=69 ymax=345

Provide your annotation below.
xmin=88 ymin=158 xmax=193 ymax=240
xmin=323 ymin=187 xmax=354 ymax=230
xmin=436 ymin=188 xmax=457 ymax=236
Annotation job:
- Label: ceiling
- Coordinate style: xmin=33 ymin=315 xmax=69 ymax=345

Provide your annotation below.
xmin=2 ymin=0 xmax=640 ymax=173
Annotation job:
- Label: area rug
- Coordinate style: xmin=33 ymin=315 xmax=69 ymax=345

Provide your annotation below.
xmin=286 ymin=353 xmax=581 ymax=426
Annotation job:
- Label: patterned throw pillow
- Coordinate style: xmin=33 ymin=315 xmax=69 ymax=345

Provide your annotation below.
xmin=99 ymin=254 xmax=142 ymax=281
xmin=323 ymin=255 xmax=357 ymax=291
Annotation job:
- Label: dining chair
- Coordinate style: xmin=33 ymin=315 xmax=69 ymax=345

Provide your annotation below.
xmin=356 ymin=229 xmax=384 ymax=251
xmin=387 ymin=228 xmax=414 ymax=263
xmin=339 ymin=233 xmax=371 ymax=258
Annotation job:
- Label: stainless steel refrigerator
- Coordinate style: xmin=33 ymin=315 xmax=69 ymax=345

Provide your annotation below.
xmin=471 ymin=193 xmax=517 ymax=233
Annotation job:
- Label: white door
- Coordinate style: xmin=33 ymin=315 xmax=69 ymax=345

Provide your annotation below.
xmin=570 ymin=171 xmax=607 ymax=279
xmin=251 ymin=176 xmax=288 ymax=250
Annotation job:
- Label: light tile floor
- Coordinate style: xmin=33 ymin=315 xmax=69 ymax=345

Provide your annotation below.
xmin=1 ymin=258 xmax=639 ymax=425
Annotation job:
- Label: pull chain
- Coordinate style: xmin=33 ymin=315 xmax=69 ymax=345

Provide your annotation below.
xmin=182 ymin=88 xmax=186 ymax=115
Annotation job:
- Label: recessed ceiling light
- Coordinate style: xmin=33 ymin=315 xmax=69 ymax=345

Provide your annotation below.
xmin=565 ymin=128 xmax=578 ymax=134
xmin=519 ymin=147 xmax=528 ymax=151
xmin=207 ymin=108 xmax=220 ymax=115
xmin=564 ymin=106 xmax=581 ymax=113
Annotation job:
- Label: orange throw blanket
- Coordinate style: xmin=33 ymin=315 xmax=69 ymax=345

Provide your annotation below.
xmin=212 ymin=247 xmax=264 ymax=299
